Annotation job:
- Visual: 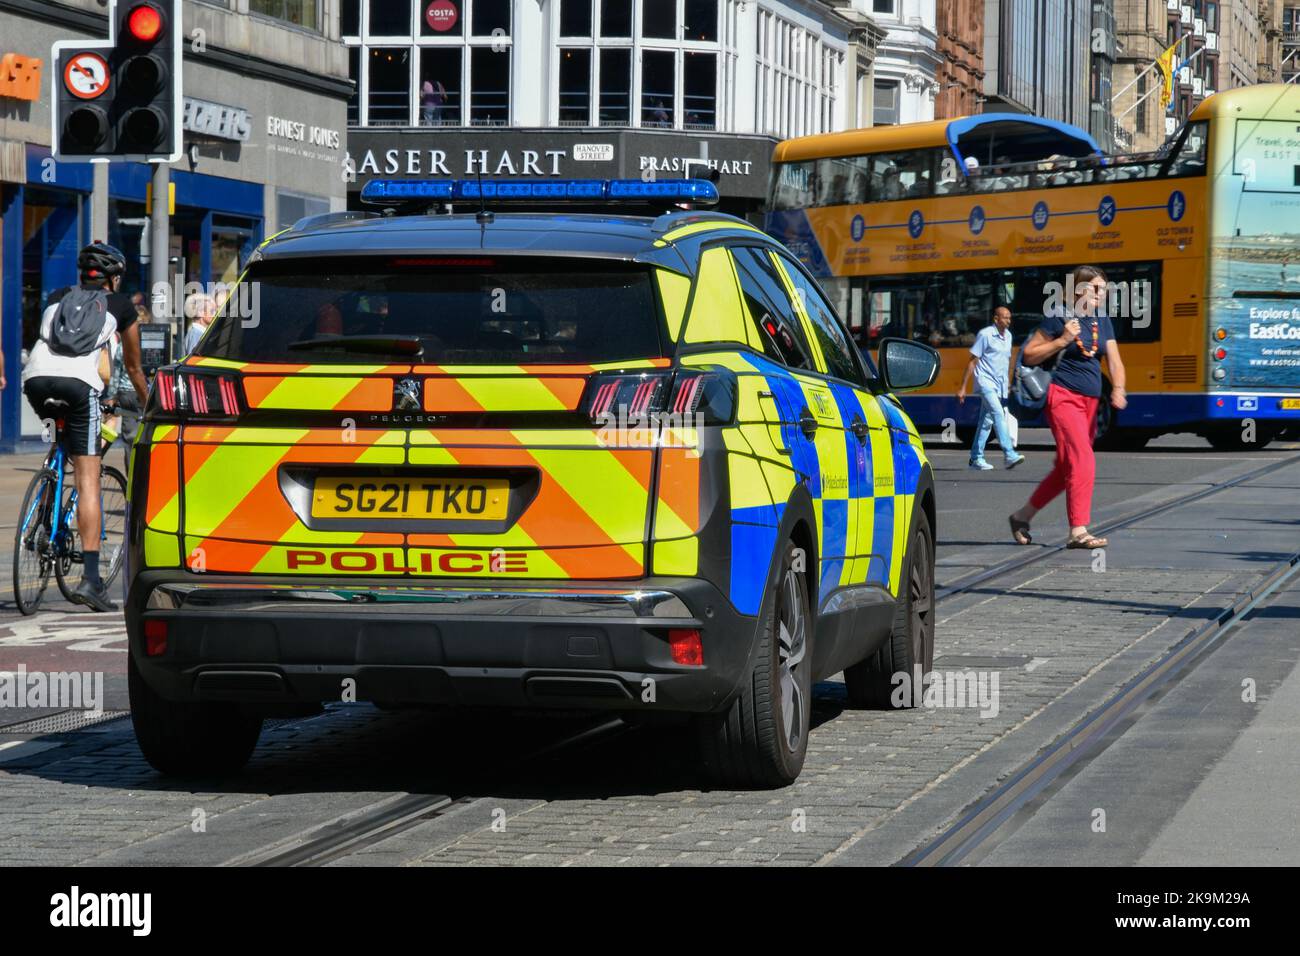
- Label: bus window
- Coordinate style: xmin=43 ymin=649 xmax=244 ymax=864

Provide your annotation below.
xmin=770 ymin=161 xmax=815 ymax=210
xmin=814 ymin=156 xmax=871 ymax=205
xmin=1163 ymin=121 xmax=1207 ymax=177
xmin=871 ymin=150 xmax=935 ymax=201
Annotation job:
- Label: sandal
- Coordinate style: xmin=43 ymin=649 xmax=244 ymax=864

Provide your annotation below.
xmin=1009 ymin=515 xmax=1032 ymax=546
xmin=1066 ymin=533 xmax=1108 ymax=549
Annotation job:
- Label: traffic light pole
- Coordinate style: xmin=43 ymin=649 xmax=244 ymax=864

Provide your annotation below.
xmin=149 ymin=161 xmax=170 ymax=335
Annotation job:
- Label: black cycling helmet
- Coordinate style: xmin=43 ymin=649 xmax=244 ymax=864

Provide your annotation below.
xmin=77 ymin=241 xmax=127 ymax=280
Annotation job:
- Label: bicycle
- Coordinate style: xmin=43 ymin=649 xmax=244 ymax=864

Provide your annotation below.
xmin=11 ymin=399 xmax=129 ymax=615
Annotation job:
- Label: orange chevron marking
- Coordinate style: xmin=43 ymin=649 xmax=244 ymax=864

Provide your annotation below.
xmin=423 ymin=377 xmax=485 ymax=413
xmin=334 ymin=377 xmax=392 ymax=411
xmin=658 ymin=447 xmax=701 ymax=531
xmin=145 ymin=444 xmax=179 ymax=526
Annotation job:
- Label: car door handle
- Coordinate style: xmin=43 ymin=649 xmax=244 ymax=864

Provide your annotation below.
xmin=850 ymin=417 xmax=870 ymax=443
xmin=799 ymin=408 xmax=818 ymax=437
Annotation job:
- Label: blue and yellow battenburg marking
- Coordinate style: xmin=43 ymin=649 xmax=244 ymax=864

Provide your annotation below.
xmin=685 ymin=345 xmax=922 ymax=617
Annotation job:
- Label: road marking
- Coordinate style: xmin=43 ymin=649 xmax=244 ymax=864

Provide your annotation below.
xmin=0 ymin=740 xmax=62 ymax=763
xmin=0 ymin=613 xmax=126 ymax=652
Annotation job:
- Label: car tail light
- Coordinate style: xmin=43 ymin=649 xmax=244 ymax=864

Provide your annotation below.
xmin=149 ymin=367 xmax=244 ymax=420
xmin=580 ymin=369 xmax=735 ymax=427
xmin=668 ymin=628 xmax=704 ymax=666
xmin=143 ymin=619 xmax=168 ymax=657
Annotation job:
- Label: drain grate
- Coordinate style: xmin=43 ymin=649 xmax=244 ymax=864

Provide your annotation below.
xmin=0 ymin=709 xmax=129 ymax=736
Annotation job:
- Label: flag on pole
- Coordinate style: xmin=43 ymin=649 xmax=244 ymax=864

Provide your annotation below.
xmin=1156 ymin=41 xmax=1179 ymax=113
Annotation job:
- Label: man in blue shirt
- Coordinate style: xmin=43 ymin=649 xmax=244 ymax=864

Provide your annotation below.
xmin=957 ymin=306 xmax=1025 ymax=470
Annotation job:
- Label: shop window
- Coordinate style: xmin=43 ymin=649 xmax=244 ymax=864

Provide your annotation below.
xmin=367 ymin=47 xmax=412 ymax=125
xmin=420 ymin=47 xmax=463 ymax=126
xmin=420 ymin=0 xmax=465 ymax=36
xmin=684 ymin=0 xmax=718 ymax=41
xmin=643 ymin=0 xmax=676 ymax=39
xmin=341 ymin=0 xmax=360 ymax=36
xmin=249 ymin=0 xmax=319 ymax=31
xmin=470 ymin=46 xmax=509 ymax=125
xmin=559 ymin=49 xmax=593 ymax=125
xmin=683 ymin=52 xmax=715 ymax=129
xmin=473 ymin=0 xmax=511 ymax=35
xmin=347 ymin=46 xmax=361 ymax=125
xmin=873 ymin=78 xmax=899 ymax=126
xmin=872 ymin=0 xmax=896 ymax=13
xmin=561 ymin=0 xmax=593 ymax=36
xmin=369 ymin=0 xmax=412 ymax=35
xmin=601 ymin=0 xmax=632 ymax=37
xmin=599 ymin=48 xmax=631 ymax=124
xmin=641 ymin=50 xmax=675 ymax=127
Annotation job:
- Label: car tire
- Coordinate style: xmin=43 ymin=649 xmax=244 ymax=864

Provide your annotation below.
xmin=696 ymin=540 xmax=812 ymax=789
xmin=129 ymin=655 xmax=263 ymax=776
xmin=844 ymin=509 xmax=935 ymax=709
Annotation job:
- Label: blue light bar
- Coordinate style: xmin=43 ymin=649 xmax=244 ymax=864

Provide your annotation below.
xmin=359 ymin=178 xmax=719 ymax=206
xmin=359 ymin=179 xmax=456 ymax=202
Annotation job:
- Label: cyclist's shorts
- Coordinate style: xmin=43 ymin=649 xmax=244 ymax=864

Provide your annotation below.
xmin=23 ymin=377 xmax=102 ymax=458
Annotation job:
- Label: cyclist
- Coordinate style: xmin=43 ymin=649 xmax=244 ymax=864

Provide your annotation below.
xmin=21 ymin=242 xmax=148 ymax=612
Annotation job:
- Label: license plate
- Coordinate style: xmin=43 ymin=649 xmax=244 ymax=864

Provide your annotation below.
xmin=1280 ymin=399 xmax=1300 ymax=410
xmin=311 ymin=477 xmax=509 ymax=521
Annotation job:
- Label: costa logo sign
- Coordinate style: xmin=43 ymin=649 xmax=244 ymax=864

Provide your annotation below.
xmin=425 ymin=0 xmax=458 ymax=32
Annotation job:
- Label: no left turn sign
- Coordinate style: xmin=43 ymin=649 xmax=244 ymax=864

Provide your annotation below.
xmin=64 ymin=52 xmax=110 ymax=99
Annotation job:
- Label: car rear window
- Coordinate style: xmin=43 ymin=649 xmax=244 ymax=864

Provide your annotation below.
xmin=195 ymin=256 xmax=668 ymax=365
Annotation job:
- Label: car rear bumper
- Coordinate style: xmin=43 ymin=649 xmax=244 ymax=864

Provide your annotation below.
xmin=126 ymin=572 xmax=758 ymax=713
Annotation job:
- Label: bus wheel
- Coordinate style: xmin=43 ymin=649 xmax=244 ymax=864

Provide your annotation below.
xmin=1097 ymin=428 xmax=1149 ymax=451
xmin=1205 ymin=426 xmax=1275 ymax=451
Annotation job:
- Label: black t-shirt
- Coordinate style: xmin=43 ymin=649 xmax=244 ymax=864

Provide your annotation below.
xmin=1036 ymin=310 xmax=1114 ymax=398
xmin=47 ymin=285 xmax=138 ymax=337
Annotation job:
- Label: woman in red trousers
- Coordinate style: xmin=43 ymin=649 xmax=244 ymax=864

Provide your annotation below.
xmin=1009 ymin=265 xmax=1128 ymax=549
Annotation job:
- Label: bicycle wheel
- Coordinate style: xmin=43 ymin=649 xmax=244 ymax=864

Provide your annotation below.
xmin=12 ymin=468 xmax=57 ymax=615
xmin=55 ymin=464 xmax=130 ymax=601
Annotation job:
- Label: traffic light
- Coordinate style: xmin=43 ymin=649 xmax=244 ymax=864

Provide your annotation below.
xmin=52 ymin=0 xmax=182 ymax=161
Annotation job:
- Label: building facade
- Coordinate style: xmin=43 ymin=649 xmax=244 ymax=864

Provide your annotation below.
xmin=341 ymin=0 xmax=884 ymax=216
xmin=0 ymin=0 xmax=351 ymax=449
xmin=933 ymin=0 xmax=985 ymax=120
xmin=1283 ymin=1 xmax=1300 ymax=82
xmin=982 ymin=0 xmax=1094 ymax=129
xmin=1221 ymin=0 xmax=1261 ymax=88
xmin=1091 ymin=0 xmax=1118 ymax=152
xmin=853 ymin=0 xmax=942 ymax=125
xmin=1114 ymin=0 xmax=1224 ymax=153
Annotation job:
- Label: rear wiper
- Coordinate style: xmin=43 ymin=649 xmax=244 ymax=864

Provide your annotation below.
xmin=287 ymin=335 xmax=424 ymax=357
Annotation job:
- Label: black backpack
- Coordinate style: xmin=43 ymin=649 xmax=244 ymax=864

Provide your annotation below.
xmin=46 ymin=287 xmax=108 ymax=357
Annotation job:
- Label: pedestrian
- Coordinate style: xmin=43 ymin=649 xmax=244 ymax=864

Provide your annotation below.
xmin=183 ymin=292 xmax=215 ymax=353
xmin=958 ymin=306 xmax=1024 ymax=470
xmin=421 ymin=79 xmax=445 ymax=125
xmin=1009 ymin=265 xmax=1129 ymax=549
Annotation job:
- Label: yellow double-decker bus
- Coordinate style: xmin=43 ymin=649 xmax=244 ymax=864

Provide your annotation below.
xmin=765 ymin=85 xmax=1300 ymax=449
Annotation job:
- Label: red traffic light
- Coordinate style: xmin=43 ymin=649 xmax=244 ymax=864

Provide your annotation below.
xmin=127 ymin=4 xmax=163 ymax=42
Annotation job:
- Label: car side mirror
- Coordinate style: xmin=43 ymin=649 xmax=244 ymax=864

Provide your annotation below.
xmin=877 ymin=337 xmax=940 ymax=392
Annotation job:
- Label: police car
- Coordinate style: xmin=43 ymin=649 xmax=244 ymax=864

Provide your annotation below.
xmin=126 ymin=179 xmax=940 ymax=788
